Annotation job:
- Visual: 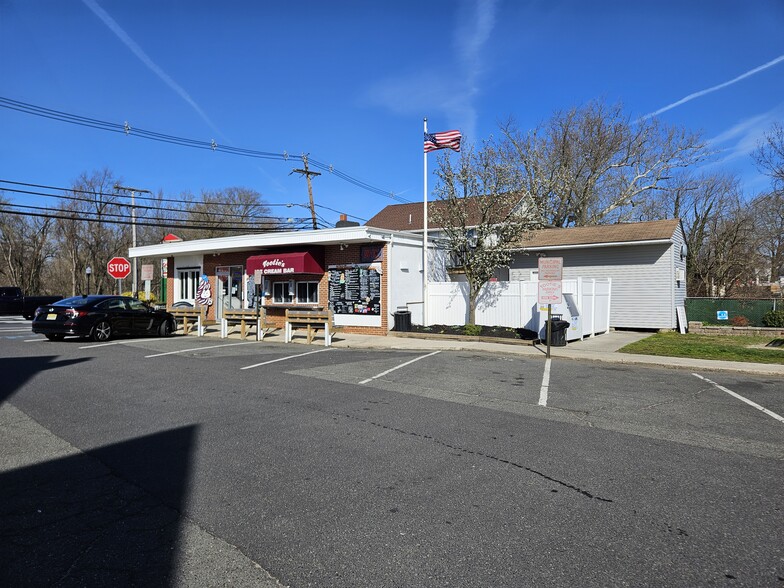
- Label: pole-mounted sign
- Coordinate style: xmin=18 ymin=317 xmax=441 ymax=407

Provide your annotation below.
xmin=107 ymin=257 xmax=132 ymax=280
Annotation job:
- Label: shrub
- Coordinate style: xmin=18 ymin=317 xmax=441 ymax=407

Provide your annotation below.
xmin=729 ymin=315 xmax=749 ymax=327
xmin=762 ymin=309 xmax=784 ymax=328
xmin=463 ymin=324 xmax=482 ymax=336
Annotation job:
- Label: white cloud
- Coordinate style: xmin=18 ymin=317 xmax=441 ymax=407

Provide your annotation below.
xmin=82 ymin=0 xmax=224 ymax=140
xmin=640 ymin=53 xmax=784 ymax=121
xmin=363 ymin=0 xmax=498 ymax=141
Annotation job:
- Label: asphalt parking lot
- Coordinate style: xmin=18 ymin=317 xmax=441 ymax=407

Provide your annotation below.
xmin=1 ymin=317 xmax=783 ymax=587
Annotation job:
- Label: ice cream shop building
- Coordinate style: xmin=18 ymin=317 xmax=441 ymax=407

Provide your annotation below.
xmin=128 ymin=223 xmax=427 ymax=335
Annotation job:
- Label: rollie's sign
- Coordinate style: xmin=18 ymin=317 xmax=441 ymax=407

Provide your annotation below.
xmin=246 ymin=251 xmax=325 ymax=277
xmin=260 ymin=258 xmax=294 ymax=275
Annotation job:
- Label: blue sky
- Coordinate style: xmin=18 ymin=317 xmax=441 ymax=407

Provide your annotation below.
xmin=1 ymin=0 xmax=783 ymax=230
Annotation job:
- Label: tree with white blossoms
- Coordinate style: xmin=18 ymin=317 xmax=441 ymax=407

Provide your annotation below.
xmin=431 ymin=141 xmax=540 ymax=325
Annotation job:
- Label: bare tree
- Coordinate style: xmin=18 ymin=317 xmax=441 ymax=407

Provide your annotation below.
xmin=754 ymin=122 xmax=784 ymax=191
xmin=432 ymin=141 xmax=540 ymax=325
xmin=0 ymin=192 xmax=55 ymax=294
xmin=750 ymin=190 xmax=784 ymax=283
xmin=180 ymin=187 xmax=278 ymax=239
xmin=499 ymin=100 xmax=709 ymax=227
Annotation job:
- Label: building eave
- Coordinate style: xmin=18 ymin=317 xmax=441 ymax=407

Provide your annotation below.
xmin=128 ymin=226 xmax=422 ymax=258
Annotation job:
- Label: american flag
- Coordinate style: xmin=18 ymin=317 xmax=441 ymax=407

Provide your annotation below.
xmin=424 ymin=130 xmax=462 ymax=153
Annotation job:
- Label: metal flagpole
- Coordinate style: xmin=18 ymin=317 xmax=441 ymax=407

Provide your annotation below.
xmin=423 ymin=117 xmax=429 ymax=326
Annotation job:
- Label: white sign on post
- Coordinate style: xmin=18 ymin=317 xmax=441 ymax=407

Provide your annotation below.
xmin=140 ymin=264 xmax=154 ymax=281
xmin=538 ymin=257 xmax=563 ymax=281
xmin=538 ymin=280 xmax=563 ymax=305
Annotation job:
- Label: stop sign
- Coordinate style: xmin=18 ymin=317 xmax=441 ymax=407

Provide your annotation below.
xmin=107 ymin=256 xmax=132 ymax=279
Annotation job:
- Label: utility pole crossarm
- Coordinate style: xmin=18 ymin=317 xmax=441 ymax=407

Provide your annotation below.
xmin=291 ymin=155 xmax=320 ymax=230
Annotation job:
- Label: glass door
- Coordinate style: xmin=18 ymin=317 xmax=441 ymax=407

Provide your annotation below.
xmin=215 ymin=265 xmax=244 ymax=321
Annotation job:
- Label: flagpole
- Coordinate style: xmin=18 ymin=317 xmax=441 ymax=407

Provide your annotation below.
xmin=423 ymin=117 xmax=429 ymax=326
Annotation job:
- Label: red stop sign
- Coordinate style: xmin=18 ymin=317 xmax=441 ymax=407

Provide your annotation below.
xmin=107 ymin=256 xmax=132 ymax=279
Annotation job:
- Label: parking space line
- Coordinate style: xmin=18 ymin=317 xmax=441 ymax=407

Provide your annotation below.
xmin=0 ymin=329 xmax=34 ymax=333
xmin=538 ymin=358 xmax=552 ymax=406
xmin=693 ymin=373 xmax=784 ymax=424
xmin=240 ymin=348 xmax=332 ymax=370
xmin=359 ymin=351 xmax=441 ymax=385
xmin=145 ymin=342 xmax=256 ymax=358
xmin=24 ymin=338 xmax=46 ymax=342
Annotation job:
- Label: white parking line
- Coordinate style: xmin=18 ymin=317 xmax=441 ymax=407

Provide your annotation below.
xmin=24 ymin=338 xmax=46 ymax=342
xmin=538 ymin=357 xmax=552 ymax=406
xmin=80 ymin=341 xmax=122 ymax=349
xmin=241 ymin=348 xmax=332 ymax=370
xmin=0 ymin=329 xmax=34 ymax=333
xmin=693 ymin=373 xmax=784 ymax=424
xmin=359 ymin=351 xmax=441 ymax=385
xmin=145 ymin=341 xmax=256 ymax=358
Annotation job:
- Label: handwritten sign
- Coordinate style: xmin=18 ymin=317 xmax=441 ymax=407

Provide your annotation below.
xmin=538 ymin=280 xmax=562 ymax=305
xmin=538 ymin=257 xmax=563 ymax=281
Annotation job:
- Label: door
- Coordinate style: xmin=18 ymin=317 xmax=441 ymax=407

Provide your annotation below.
xmin=215 ymin=266 xmax=244 ymax=321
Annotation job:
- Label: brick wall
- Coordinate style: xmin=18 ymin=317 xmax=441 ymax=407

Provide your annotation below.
xmin=176 ymin=244 xmax=390 ymax=335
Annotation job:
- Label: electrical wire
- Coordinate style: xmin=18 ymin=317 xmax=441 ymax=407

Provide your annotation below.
xmin=0 ymin=96 xmax=412 ymax=204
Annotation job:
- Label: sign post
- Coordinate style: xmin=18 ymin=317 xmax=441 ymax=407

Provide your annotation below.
xmin=538 ymin=257 xmax=563 ymax=358
xmin=141 ymin=264 xmax=154 ymax=301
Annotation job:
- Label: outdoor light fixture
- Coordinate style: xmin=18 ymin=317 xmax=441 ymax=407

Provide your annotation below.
xmin=85 ymin=266 xmax=92 ymax=295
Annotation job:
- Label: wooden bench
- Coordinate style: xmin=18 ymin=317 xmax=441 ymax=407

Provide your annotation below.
xmin=284 ymin=309 xmax=338 ymax=346
xmin=220 ymin=308 xmax=276 ymax=341
xmin=167 ymin=306 xmax=207 ymax=336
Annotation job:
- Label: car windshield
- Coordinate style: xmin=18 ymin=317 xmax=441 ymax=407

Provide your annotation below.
xmin=54 ymin=296 xmax=104 ymax=307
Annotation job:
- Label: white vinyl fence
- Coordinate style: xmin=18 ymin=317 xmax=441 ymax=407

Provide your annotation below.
xmin=425 ymin=278 xmax=611 ymax=340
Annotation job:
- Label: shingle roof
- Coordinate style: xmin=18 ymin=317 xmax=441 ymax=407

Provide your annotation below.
xmin=365 ymin=200 xmax=497 ymax=231
xmin=366 ymin=202 xmax=680 ymax=247
xmin=520 ymin=219 xmax=680 ymax=248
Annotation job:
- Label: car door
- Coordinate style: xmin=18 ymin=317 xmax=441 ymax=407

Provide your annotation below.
xmin=127 ymin=298 xmax=157 ymax=334
xmin=96 ymin=298 xmax=134 ymax=334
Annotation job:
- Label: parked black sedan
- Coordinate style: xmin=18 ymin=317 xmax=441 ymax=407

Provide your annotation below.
xmin=32 ymin=295 xmax=177 ymax=342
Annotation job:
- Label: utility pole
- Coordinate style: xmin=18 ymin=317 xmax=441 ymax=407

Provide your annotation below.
xmin=114 ymin=184 xmax=152 ymax=296
xmin=291 ymin=154 xmax=320 ymax=230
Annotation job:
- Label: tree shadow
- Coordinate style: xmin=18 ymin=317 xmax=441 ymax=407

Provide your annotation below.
xmin=0 ymin=356 xmax=92 ymax=404
xmin=0 ymin=425 xmax=197 ymax=587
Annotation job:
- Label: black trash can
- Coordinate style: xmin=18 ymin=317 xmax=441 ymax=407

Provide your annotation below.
xmin=547 ymin=319 xmax=570 ymax=346
xmin=393 ymin=308 xmax=412 ymax=332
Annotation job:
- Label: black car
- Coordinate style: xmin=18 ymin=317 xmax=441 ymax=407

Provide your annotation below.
xmin=32 ymin=295 xmax=177 ymax=342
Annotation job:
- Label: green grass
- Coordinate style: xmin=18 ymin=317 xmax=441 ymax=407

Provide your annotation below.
xmin=619 ymin=332 xmax=784 ymax=365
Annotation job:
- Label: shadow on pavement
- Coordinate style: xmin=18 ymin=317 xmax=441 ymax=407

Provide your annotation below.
xmin=0 ymin=356 xmax=92 ymax=405
xmin=0 ymin=425 xmax=197 ymax=586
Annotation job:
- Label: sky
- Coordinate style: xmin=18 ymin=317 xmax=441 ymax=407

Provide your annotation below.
xmin=1 ymin=0 xmax=783 ymax=235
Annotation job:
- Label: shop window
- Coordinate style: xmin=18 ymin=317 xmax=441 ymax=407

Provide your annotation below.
xmin=272 ymin=280 xmax=318 ymax=304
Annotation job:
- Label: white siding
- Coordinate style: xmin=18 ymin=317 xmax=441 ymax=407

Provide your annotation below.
xmin=388 ymin=238 xmax=426 ymax=327
xmin=510 ymin=243 xmax=676 ymax=329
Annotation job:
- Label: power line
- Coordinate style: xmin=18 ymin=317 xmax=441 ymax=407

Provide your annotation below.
xmin=0 ymin=185 xmax=301 ymax=226
xmin=0 ymin=96 xmax=412 ymax=204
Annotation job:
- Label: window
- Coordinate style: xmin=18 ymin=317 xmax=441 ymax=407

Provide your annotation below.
xmin=177 ymin=269 xmax=200 ymax=301
xmin=297 ymin=282 xmax=318 ymax=304
xmin=272 ymin=280 xmax=318 ymax=304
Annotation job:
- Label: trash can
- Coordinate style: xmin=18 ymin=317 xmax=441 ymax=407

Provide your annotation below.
xmin=547 ymin=318 xmax=570 ymax=346
xmin=393 ymin=307 xmax=411 ymax=332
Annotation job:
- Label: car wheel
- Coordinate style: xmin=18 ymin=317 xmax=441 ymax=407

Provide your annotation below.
xmin=92 ymin=320 xmax=112 ymax=342
xmin=45 ymin=333 xmax=64 ymax=341
xmin=158 ymin=319 xmax=174 ymax=337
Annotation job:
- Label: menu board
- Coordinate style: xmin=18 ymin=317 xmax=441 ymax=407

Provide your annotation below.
xmin=329 ymin=266 xmax=381 ymax=315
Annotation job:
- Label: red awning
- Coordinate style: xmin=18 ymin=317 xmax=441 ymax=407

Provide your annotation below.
xmin=246 ymin=252 xmax=324 ymax=276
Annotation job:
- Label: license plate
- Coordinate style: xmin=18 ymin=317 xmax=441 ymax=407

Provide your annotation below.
xmin=47 ymin=314 xmax=57 ymax=320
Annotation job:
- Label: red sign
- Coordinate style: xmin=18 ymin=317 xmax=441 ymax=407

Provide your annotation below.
xmin=246 ymin=252 xmax=324 ymax=276
xmin=107 ymin=256 xmax=131 ymax=279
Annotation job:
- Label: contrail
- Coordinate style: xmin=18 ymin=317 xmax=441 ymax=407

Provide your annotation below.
xmin=640 ymin=53 xmax=784 ymax=120
xmin=82 ymin=0 xmax=223 ymax=138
